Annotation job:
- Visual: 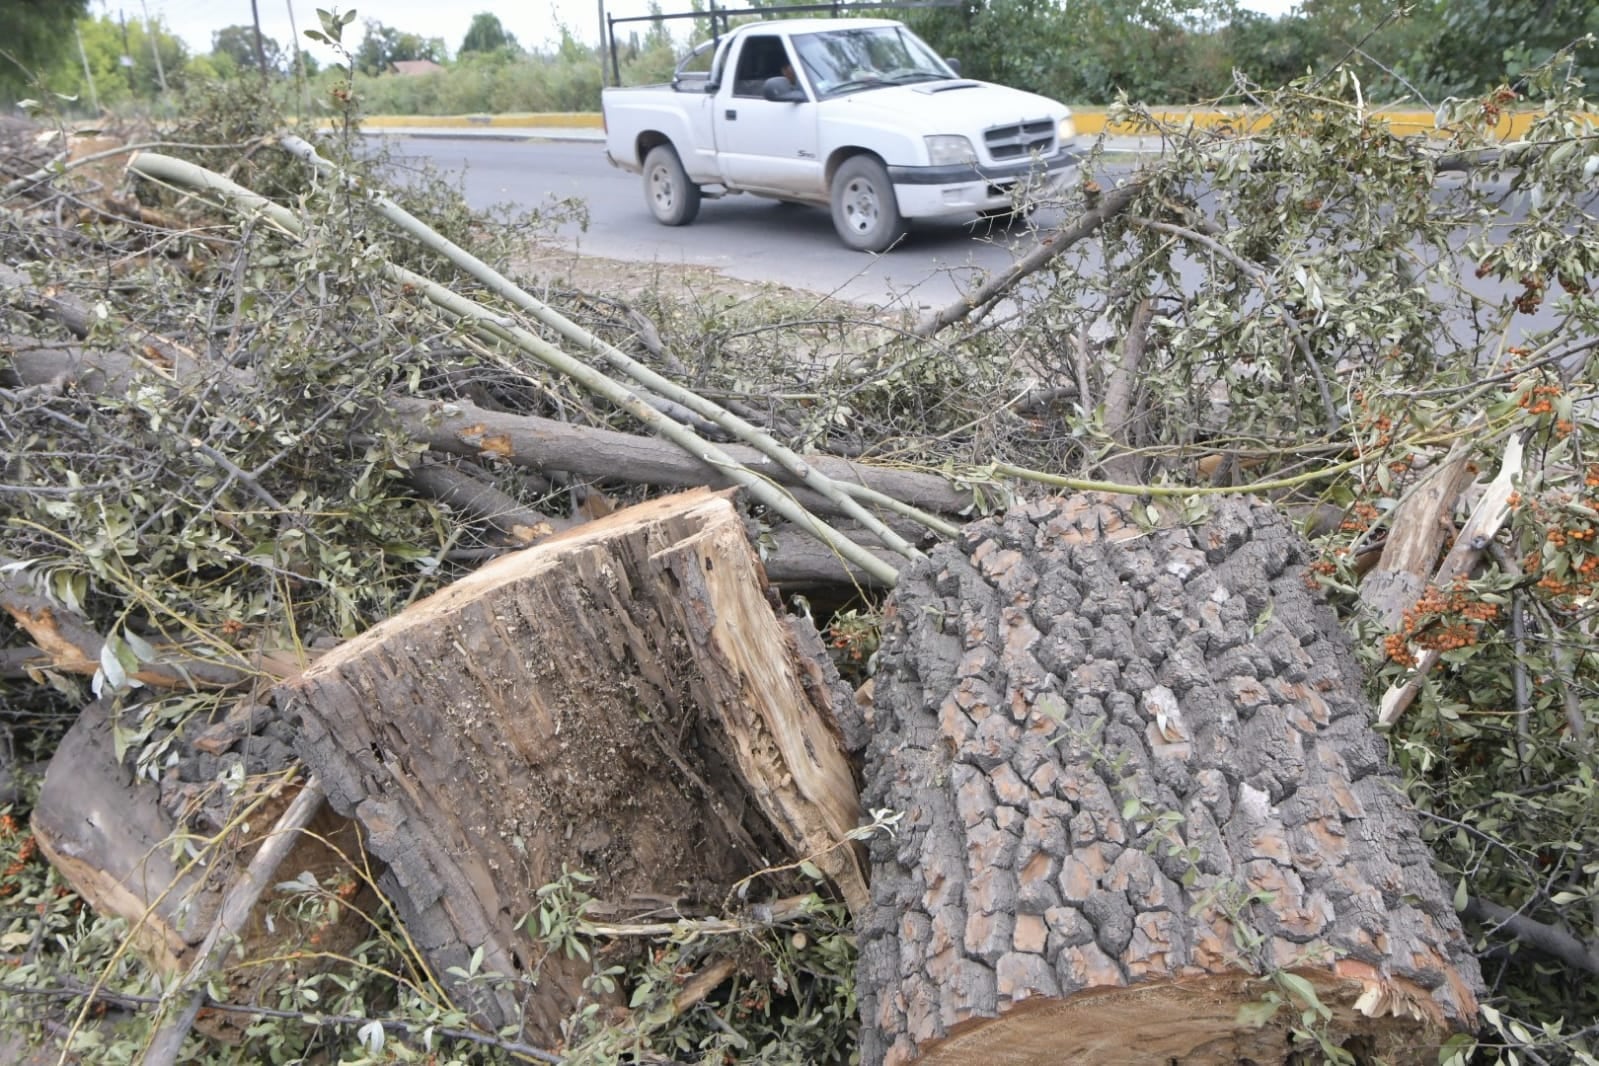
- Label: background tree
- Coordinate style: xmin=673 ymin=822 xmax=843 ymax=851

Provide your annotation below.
xmin=354 ymin=19 xmax=447 ymax=75
xmin=28 ymin=11 xmax=191 ymax=108
xmin=211 ymin=24 xmax=284 ymax=76
xmin=459 ymin=12 xmax=517 ymax=56
xmin=0 ymin=0 xmax=89 ymax=105
xmin=1410 ymin=0 xmax=1599 ymax=95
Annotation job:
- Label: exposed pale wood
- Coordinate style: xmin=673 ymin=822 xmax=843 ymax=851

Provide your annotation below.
xmin=912 ymin=971 xmax=1463 ymax=1065
xmin=139 ymin=777 xmax=327 ymax=1066
xmin=0 ymin=562 xmax=303 ymax=690
xmin=1359 ymin=435 xmax=1482 ymax=630
xmin=281 ymin=488 xmax=865 ymax=1040
xmin=1379 ymin=434 xmax=1525 ymax=726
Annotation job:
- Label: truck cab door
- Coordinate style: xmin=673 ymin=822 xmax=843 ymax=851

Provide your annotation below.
xmin=713 ymin=35 xmax=823 ymax=196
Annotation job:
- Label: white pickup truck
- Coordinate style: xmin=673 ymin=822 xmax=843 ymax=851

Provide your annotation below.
xmin=601 ymin=18 xmax=1077 ymax=252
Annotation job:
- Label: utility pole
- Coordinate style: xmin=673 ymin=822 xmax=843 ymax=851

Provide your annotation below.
xmin=138 ymin=0 xmax=169 ymax=98
xmin=118 ymin=9 xmax=136 ymax=93
xmin=285 ymin=0 xmax=307 ymax=115
xmin=597 ymin=0 xmax=608 ymax=86
xmin=75 ymin=25 xmax=101 ymax=114
xmin=250 ymin=0 xmax=271 ymax=82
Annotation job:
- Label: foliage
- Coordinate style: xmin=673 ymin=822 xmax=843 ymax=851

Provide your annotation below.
xmin=6 ymin=13 xmax=1599 ymax=1064
xmin=459 ymin=12 xmax=519 ymax=57
xmin=19 ymin=12 xmax=191 ymax=111
xmin=352 ymin=18 xmax=448 ymax=76
xmin=210 ymin=24 xmax=285 ymax=76
xmin=0 ymin=0 xmax=89 ymax=106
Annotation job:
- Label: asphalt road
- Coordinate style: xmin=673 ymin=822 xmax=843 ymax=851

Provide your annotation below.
xmin=380 ymin=135 xmax=1075 ymax=309
xmin=378 ymin=135 xmax=1584 ymax=350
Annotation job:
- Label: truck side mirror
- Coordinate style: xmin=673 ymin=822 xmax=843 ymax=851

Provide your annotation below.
xmin=762 ymin=76 xmax=806 ymax=103
xmin=945 ymin=57 xmax=962 ymax=75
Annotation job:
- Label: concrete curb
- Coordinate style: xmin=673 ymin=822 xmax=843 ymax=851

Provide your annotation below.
xmin=350 ymin=107 xmax=1587 ymax=141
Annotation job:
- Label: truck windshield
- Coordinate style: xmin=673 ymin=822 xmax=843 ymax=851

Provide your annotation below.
xmin=791 ymin=26 xmax=955 ymax=98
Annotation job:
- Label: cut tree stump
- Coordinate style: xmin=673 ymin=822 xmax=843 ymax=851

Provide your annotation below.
xmin=278 ymin=487 xmax=865 ymax=1042
xmin=856 ymin=495 xmax=1482 ymax=1065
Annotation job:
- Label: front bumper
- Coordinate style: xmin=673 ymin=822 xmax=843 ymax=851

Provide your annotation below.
xmin=887 ymin=147 xmax=1079 ymax=219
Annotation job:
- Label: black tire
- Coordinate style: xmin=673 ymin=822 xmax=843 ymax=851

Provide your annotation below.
xmin=830 ymin=155 xmax=905 ymax=252
xmin=642 ymin=144 xmax=700 ymax=226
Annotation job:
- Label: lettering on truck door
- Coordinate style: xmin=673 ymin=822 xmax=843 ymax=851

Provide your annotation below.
xmin=713 ymin=35 xmax=822 ymax=196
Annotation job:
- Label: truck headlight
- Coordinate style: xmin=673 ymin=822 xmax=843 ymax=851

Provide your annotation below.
xmin=1058 ymin=115 xmax=1076 ymax=141
xmin=924 ymin=135 xmax=977 ymax=166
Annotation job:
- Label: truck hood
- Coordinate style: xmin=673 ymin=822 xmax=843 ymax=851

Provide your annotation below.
xmin=826 ymin=80 xmax=1069 ymax=133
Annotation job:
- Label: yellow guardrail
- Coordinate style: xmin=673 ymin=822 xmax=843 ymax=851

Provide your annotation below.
xmin=355 ymin=108 xmax=1591 ymax=140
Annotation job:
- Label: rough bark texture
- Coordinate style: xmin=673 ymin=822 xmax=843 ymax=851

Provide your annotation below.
xmin=856 ymin=495 xmax=1482 ymax=1065
xmin=278 ymin=488 xmax=865 ymax=1041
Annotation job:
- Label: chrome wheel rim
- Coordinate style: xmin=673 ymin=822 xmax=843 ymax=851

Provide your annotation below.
xmin=649 ymin=165 xmax=676 ymax=214
xmin=842 ymin=176 xmax=880 ymax=235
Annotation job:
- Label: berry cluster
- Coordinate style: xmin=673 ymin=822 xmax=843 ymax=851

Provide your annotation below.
xmin=1382 ymin=577 xmax=1501 ymax=668
xmin=0 ymin=814 xmax=38 ymax=897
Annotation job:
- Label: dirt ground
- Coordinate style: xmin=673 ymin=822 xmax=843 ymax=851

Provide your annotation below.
xmin=517 ymin=239 xmax=844 ymax=307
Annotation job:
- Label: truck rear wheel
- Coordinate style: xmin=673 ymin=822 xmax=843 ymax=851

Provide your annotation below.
xmin=830 ymin=156 xmax=905 ymax=253
xmin=643 ymin=144 xmax=700 ymax=226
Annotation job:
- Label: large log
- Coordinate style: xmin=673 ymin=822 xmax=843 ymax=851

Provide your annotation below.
xmin=278 ymin=487 xmax=866 ymax=1042
xmin=856 ymin=495 xmax=1482 ymax=1065
xmin=30 ymin=701 xmax=367 ymax=1042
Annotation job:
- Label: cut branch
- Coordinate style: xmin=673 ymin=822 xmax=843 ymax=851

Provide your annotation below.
xmin=1379 ymin=432 xmax=1525 ymax=726
xmin=1464 ymin=895 xmax=1599 ymax=976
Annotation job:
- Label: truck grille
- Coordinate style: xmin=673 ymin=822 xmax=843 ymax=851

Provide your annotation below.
xmin=984 ymin=120 xmax=1055 ymax=161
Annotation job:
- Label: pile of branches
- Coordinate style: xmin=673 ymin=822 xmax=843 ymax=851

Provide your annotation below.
xmin=3 ymin=59 xmax=1599 ymax=1062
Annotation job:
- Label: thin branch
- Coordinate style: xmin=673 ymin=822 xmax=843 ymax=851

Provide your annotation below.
xmin=130 ymin=149 xmax=904 ymax=587
xmin=914 ymin=182 xmax=1143 ymax=338
xmin=1464 ymin=895 xmax=1599 ymax=976
xmin=1125 ymin=214 xmax=1340 ymax=431
xmin=10 ymin=984 xmax=564 ymax=1065
xmin=140 ymin=776 xmax=327 ymax=1066
xmin=276 ymin=135 xmax=929 ymax=566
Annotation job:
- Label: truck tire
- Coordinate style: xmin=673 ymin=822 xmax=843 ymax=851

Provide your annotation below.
xmin=643 ymin=144 xmax=701 ymax=226
xmin=830 ymin=156 xmax=905 ymax=252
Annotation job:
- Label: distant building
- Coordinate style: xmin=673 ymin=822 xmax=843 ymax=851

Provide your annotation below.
xmin=390 ymin=60 xmax=445 ymax=77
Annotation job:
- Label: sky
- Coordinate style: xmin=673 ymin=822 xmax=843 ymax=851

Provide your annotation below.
xmin=137 ymin=0 xmax=1297 ymax=65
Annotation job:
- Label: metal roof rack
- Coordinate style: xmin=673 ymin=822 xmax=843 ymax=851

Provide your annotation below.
xmin=601 ymin=0 xmax=961 ymax=87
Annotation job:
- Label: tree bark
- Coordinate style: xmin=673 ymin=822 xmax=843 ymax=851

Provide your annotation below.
xmin=31 ymin=701 xmax=365 ymax=1028
xmin=278 ymin=488 xmax=866 ymax=1041
xmin=393 ymin=395 xmax=974 ymax=521
xmin=856 ymin=495 xmax=1482 ymax=1065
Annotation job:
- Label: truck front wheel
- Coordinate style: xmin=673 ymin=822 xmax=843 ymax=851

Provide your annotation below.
xmin=830 ymin=156 xmax=905 ymax=253
xmin=643 ymin=145 xmax=701 ymax=226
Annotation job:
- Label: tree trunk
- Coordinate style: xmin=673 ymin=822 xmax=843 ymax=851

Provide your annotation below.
xmin=856 ymin=495 xmax=1482 ymax=1064
xmin=277 ymin=488 xmax=866 ymax=1042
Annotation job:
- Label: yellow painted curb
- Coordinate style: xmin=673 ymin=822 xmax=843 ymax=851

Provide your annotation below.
xmin=358 ymin=112 xmax=602 ymax=129
xmin=351 ymin=108 xmax=1593 ymax=141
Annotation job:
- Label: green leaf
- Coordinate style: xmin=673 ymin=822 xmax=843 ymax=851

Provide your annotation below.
xmin=1275 ymin=971 xmax=1330 ymax=1019
xmin=1236 ymin=999 xmax=1280 ymax=1027
xmin=1438 ymin=1032 xmax=1476 ymax=1065
xmin=99 ymin=638 xmax=127 ymax=692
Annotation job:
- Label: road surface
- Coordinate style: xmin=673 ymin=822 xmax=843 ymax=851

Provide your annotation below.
xmin=378 ymin=135 xmax=1581 ymax=350
xmin=381 ymin=135 xmax=1075 ymax=309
